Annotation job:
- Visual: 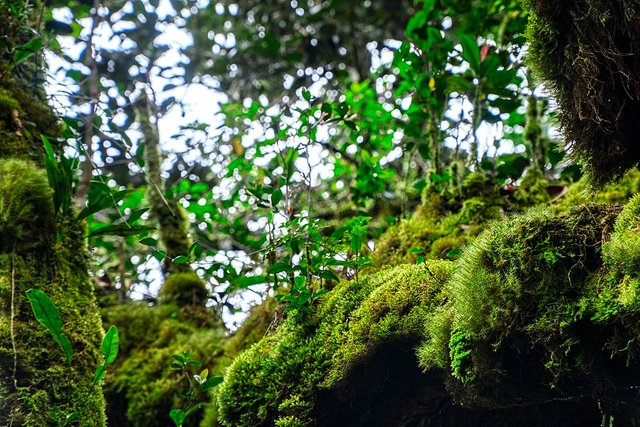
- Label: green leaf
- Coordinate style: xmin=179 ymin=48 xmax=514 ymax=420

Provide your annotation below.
xmin=127 ymin=208 xmax=149 ymax=224
xmin=171 ymin=354 xmax=185 ymax=363
xmin=101 ymin=325 xmax=119 ymax=364
xmin=140 ymin=237 xmax=158 ymax=246
xmin=268 ymin=262 xmax=292 ymax=274
xmin=25 ymin=289 xmax=73 ymax=364
xmin=14 ymin=37 xmax=43 ymax=65
xmin=337 ymin=102 xmax=349 ymax=117
xmin=63 ymin=412 xmax=79 ymax=426
xmin=93 ymin=364 xmax=106 ymax=385
xmin=458 ymin=33 xmax=481 ymax=74
xmin=189 ymin=241 xmax=203 ymax=258
xmin=173 ymin=255 xmax=189 ymax=264
xmin=405 ymin=9 xmax=428 ymax=37
xmin=237 ymin=275 xmax=266 ymax=288
xmin=271 ymin=188 xmax=283 ymax=206
xmin=169 ymin=409 xmax=186 ymax=427
xmin=319 ymin=270 xmax=339 ymax=281
xmin=321 ymin=102 xmax=332 ymax=116
xmin=200 ymin=376 xmax=223 ymax=392
xmin=152 ymin=250 xmax=166 ymax=261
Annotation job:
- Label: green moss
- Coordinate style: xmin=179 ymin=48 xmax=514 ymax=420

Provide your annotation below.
xmin=0 ymin=159 xmax=55 ymax=253
xmin=418 ymin=203 xmax=640 ymax=409
xmin=554 ymin=169 xmax=640 ymax=211
xmin=372 ymin=218 xmax=436 ymax=266
xmin=514 ymin=167 xmax=551 ymax=206
xmin=525 ymin=0 xmax=640 ymax=184
xmin=102 ymin=303 xmax=225 ymax=427
xmin=373 ymin=173 xmax=507 ymax=267
xmin=216 ymin=262 xmax=453 ymax=426
xmin=0 ymin=83 xmax=58 ymax=162
xmin=0 ymin=215 xmax=106 ymax=425
xmin=161 ymin=272 xmax=208 ymax=306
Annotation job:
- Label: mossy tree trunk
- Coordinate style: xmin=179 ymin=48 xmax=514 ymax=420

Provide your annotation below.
xmin=135 ymin=91 xmax=207 ymax=306
xmin=136 ymin=92 xmax=192 ymax=276
xmin=0 ymin=3 xmax=106 ymax=425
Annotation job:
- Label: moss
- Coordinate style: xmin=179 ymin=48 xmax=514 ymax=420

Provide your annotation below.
xmin=514 ymin=167 xmax=551 ymax=206
xmin=326 ymin=261 xmax=453 ymax=386
xmin=554 ymin=169 xmax=640 ymax=211
xmin=0 ymin=214 xmax=106 ymax=425
xmin=161 ymin=272 xmax=209 ymax=306
xmin=525 ymin=0 xmax=640 ymax=184
xmin=418 ymin=203 xmax=640 ymax=412
xmin=429 ymin=235 xmax=465 ymax=260
xmin=373 ymin=173 xmax=506 ymax=267
xmin=0 ymin=159 xmax=55 ymax=253
xmin=0 ymin=83 xmax=58 ymax=162
xmin=372 ymin=217 xmax=437 ymax=266
xmin=215 ymin=262 xmax=453 ymax=426
xmin=200 ymin=298 xmax=277 ymax=426
xmin=102 ymin=303 xmax=225 ymax=427
xmin=155 ymin=199 xmax=193 ymax=274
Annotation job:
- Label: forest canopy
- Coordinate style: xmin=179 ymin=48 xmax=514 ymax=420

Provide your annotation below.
xmin=1 ymin=0 xmax=640 ymax=425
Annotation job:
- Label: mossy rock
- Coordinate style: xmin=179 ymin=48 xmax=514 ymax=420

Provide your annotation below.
xmin=160 ymin=272 xmax=209 ymax=306
xmin=419 ymin=203 xmax=640 ymax=419
xmin=215 ymin=262 xmax=454 ymax=427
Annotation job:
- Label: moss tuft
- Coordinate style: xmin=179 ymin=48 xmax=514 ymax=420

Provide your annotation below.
xmin=160 ymin=272 xmax=208 ymax=306
xmin=418 ymin=203 xmax=640 ymax=413
xmin=0 ymin=159 xmax=55 ymax=253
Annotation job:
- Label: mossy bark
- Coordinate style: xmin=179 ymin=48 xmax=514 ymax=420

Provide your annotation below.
xmin=0 ymin=5 xmax=106 ymax=425
xmin=525 ymin=0 xmax=640 ymax=184
xmin=136 ymin=93 xmax=192 ymax=273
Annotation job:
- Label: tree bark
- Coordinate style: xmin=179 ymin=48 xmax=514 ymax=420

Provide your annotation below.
xmin=0 ymin=4 xmax=106 ymax=425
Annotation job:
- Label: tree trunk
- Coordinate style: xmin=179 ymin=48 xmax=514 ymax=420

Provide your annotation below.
xmin=0 ymin=3 xmax=106 ymax=426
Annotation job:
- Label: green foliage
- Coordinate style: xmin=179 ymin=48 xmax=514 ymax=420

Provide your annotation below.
xmin=168 ymin=352 xmax=223 ymax=427
xmin=102 ymin=303 xmax=225 ymax=427
xmin=25 ymin=289 xmax=73 ymax=364
xmin=92 ymin=326 xmax=119 ymax=386
xmin=42 ymin=135 xmax=77 ymax=216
